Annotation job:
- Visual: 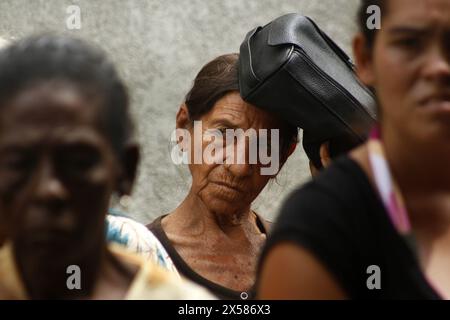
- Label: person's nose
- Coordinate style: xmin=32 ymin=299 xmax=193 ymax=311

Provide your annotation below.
xmin=32 ymin=158 xmax=68 ymax=206
xmin=224 ymin=138 xmax=254 ymax=178
xmin=225 ymin=161 xmax=254 ymax=178
xmin=422 ymin=44 xmax=450 ymax=83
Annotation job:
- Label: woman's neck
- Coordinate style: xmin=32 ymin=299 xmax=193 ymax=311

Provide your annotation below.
xmin=383 ymin=124 xmax=450 ymax=193
xmin=166 ymin=190 xmax=259 ymax=239
xmin=352 ymin=128 xmax=450 ymax=234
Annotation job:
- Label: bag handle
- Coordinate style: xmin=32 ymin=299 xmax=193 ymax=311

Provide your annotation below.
xmin=306 ymin=17 xmax=355 ymax=70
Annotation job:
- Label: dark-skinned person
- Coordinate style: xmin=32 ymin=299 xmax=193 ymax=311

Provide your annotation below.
xmin=147 ymin=53 xmax=299 ymax=299
xmin=0 ymin=37 xmax=179 ymax=276
xmin=0 ymin=34 xmax=212 ymax=299
xmin=258 ymin=0 xmax=450 ymax=299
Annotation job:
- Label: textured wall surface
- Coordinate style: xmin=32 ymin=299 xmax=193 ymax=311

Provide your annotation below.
xmin=0 ymin=0 xmax=360 ymax=223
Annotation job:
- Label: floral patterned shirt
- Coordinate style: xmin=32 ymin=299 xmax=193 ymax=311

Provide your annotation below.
xmin=106 ymin=209 xmax=179 ymax=277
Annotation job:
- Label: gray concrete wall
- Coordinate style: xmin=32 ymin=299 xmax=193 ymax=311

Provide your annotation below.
xmin=0 ymin=0 xmax=360 ymax=223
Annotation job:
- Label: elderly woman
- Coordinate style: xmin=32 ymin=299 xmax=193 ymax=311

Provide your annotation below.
xmin=0 ymin=34 xmax=211 ymax=299
xmin=259 ymin=0 xmax=450 ymax=299
xmin=148 ymin=53 xmax=298 ymax=299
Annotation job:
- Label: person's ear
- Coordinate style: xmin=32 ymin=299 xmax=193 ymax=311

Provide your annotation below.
xmin=309 ymin=160 xmax=320 ymax=177
xmin=176 ymin=103 xmax=190 ymax=130
xmin=319 ymin=142 xmax=332 ymax=168
xmin=176 ymin=103 xmax=193 ymax=152
xmin=353 ymin=33 xmax=376 ymax=87
xmin=117 ymin=141 xmax=140 ymax=196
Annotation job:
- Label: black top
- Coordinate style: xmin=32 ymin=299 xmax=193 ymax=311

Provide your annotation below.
xmin=148 ymin=214 xmax=270 ymax=300
xmin=261 ymin=156 xmax=441 ymax=299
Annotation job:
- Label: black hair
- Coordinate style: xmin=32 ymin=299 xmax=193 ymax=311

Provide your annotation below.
xmin=357 ymin=0 xmax=386 ymax=48
xmin=0 ymin=34 xmax=133 ymax=157
xmin=185 ymin=53 xmax=298 ymax=157
xmin=303 ymin=132 xmax=362 ymax=169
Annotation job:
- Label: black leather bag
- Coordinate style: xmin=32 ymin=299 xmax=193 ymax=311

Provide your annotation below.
xmin=239 ymin=13 xmax=377 ymax=162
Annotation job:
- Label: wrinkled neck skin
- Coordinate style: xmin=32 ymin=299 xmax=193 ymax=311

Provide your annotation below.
xmin=167 ymin=187 xmax=262 ymax=240
xmin=164 ymin=186 xmax=266 ymax=293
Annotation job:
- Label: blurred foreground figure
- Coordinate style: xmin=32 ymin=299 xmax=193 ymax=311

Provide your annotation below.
xmin=0 ymin=35 xmax=178 ymax=273
xmin=0 ymin=34 xmax=212 ymax=299
xmin=259 ymin=0 xmax=450 ymax=299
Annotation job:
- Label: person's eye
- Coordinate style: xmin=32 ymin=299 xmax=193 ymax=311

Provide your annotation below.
xmin=218 ymin=127 xmax=228 ymax=136
xmin=73 ymin=153 xmax=97 ymax=169
xmin=0 ymin=153 xmax=33 ymax=172
xmin=395 ymin=37 xmax=423 ymax=51
xmin=0 ymin=152 xmax=33 ymax=187
xmin=60 ymin=152 xmax=99 ymax=173
xmin=217 ymin=128 xmax=234 ymax=146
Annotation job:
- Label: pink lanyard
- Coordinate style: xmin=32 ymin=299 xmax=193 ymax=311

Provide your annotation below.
xmin=368 ymin=128 xmax=417 ymax=258
xmin=367 ymin=127 xmax=447 ymax=298
xmin=367 ymin=127 xmax=412 ymax=235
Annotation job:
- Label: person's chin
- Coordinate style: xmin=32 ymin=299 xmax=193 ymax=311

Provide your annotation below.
xmin=203 ymin=196 xmax=248 ymax=217
xmin=15 ymin=237 xmax=80 ymax=266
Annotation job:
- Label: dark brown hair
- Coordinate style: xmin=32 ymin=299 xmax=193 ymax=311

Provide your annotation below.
xmin=357 ymin=0 xmax=386 ymax=48
xmin=184 ymin=53 xmax=298 ymax=157
xmin=185 ymin=54 xmax=239 ymax=120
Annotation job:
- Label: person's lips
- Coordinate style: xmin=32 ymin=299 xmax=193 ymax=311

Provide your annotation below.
xmin=211 ymin=181 xmax=244 ymax=193
xmin=23 ymin=229 xmax=75 ymax=247
xmin=419 ymin=92 xmax=450 ymax=113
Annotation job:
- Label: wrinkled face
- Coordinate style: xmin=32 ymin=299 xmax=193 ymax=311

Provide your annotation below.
xmin=363 ymin=0 xmax=450 ymax=148
xmin=0 ymin=82 xmax=118 ymax=266
xmin=186 ymin=92 xmax=286 ymax=216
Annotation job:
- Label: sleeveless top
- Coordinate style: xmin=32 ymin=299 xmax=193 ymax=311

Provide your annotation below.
xmin=148 ymin=214 xmax=271 ymax=300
